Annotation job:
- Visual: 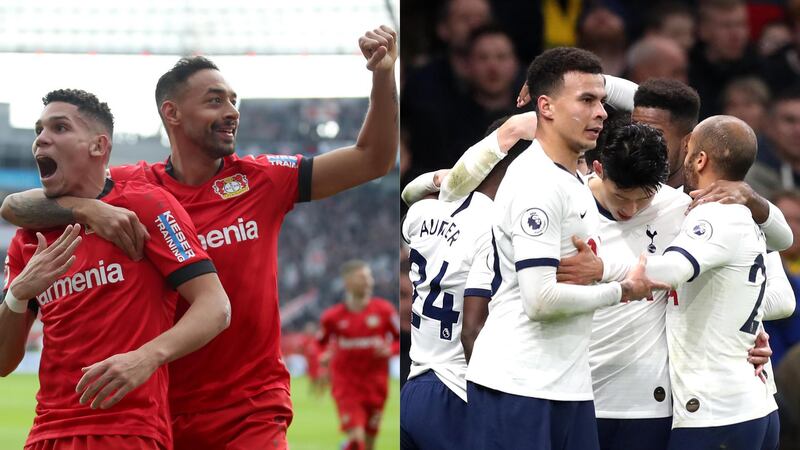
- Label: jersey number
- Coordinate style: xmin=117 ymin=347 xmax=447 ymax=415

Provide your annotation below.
xmin=409 ymin=249 xmax=460 ymax=341
xmin=740 ymin=254 xmax=766 ymax=335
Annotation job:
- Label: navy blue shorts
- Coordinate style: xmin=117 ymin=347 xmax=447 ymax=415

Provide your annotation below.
xmin=401 ymin=370 xmax=467 ymax=450
xmin=668 ymin=410 xmax=780 ymax=450
xmin=466 ymin=381 xmax=600 ymax=450
xmin=597 ymin=417 xmax=672 ymax=450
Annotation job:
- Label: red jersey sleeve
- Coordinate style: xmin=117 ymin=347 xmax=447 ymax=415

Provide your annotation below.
xmin=318 ymin=308 xmax=335 ymax=348
xmin=120 ymin=183 xmax=216 ymax=289
xmin=3 ymin=231 xmax=39 ymax=313
xmin=383 ymin=300 xmax=401 ymax=355
xmin=249 ymin=154 xmax=313 ymax=211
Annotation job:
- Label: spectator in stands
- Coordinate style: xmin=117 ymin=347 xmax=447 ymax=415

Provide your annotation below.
xmin=777 ymin=342 xmax=800 ymax=450
xmin=577 ymin=5 xmax=627 ymax=76
xmin=722 ymin=76 xmax=770 ymax=135
xmin=745 ymin=85 xmax=800 ymax=197
xmin=759 ymin=20 xmax=793 ymax=58
xmin=643 ymin=1 xmax=696 ymax=52
xmin=401 ymin=0 xmax=492 ymax=180
xmin=625 ymin=35 xmax=688 ymax=84
xmin=689 ymin=0 xmax=762 ymax=118
xmin=762 ymin=0 xmax=800 ymax=94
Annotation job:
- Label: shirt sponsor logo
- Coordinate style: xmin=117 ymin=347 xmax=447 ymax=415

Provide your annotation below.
xmin=213 ymin=173 xmax=250 ymax=199
xmin=267 ymin=155 xmax=298 ymax=168
xmin=36 ymin=260 xmax=124 ymax=306
xmin=197 ymin=217 xmax=259 ymax=250
xmin=521 ymin=208 xmax=549 ymax=237
xmin=337 ymin=336 xmax=385 ymax=349
xmin=156 ymin=210 xmax=196 ymax=262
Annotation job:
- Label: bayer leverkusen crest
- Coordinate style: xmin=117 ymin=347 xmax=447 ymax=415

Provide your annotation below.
xmin=213 ymin=173 xmax=250 ymax=199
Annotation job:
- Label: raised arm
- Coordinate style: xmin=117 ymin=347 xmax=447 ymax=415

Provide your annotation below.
xmin=1 ymin=189 xmax=148 ymax=260
xmin=309 ymin=26 xmax=398 ymax=200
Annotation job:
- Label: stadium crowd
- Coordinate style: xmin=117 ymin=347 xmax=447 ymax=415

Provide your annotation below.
xmin=400 ymin=0 xmax=800 ymax=448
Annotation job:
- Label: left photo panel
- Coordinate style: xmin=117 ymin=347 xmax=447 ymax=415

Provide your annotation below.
xmin=0 ymin=2 xmax=401 ymax=450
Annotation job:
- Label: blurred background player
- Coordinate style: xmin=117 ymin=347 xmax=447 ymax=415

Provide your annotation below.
xmin=1 ymin=89 xmax=230 ymax=450
xmin=1 ymin=26 xmax=398 ymax=450
xmin=400 ymin=113 xmax=532 ymax=450
xmin=319 ymin=260 xmax=400 ymax=450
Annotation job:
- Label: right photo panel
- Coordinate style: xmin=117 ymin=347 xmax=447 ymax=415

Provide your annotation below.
xmin=399 ymin=1 xmax=800 ymax=449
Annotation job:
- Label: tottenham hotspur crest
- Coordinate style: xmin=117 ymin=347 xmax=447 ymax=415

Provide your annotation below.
xmin=646 ymin=225 xmax=658 ymax=254
xmin=521 ymin=208 xmax=549 ymax=237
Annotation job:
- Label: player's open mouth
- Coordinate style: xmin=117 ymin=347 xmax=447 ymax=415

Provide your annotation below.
xmin=36 ymin=156 xmax=57 ymax=179
xmin=214 ymin=125 xmax=236 ymax=141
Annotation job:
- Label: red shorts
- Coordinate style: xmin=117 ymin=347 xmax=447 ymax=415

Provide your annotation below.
xmin=333 ymin=395 xmax=386 ymax=436
xmin=172 ymin=387 xmax=293 ymax=450
xmin=25 ymin=435 xmax=165 ymax=450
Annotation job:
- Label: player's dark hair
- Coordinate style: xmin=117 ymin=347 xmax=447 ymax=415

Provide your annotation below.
xmin=600 ymin=123 xmax=668 ymax=196
xmin=155 ymin=56 xmax=219 ymax=118
xmin=525 ymin=47 xmax=603 ymax=103
xmin=584 ymin=105 xmax=631 ymax=170
xmin=644 ymin=2 xmax=693 ymax=32
xmin=42 ymin=89 xmax=114 ymax=136
xmin=692 ymin=116 xmax=757 ymax=181
xmin=634 ymin=78 xmax=700 ymax=135
xmin=341 ymin=259 xmax=369 ymax=277
xmin=476 ymin=115 xmax=530 ymax=193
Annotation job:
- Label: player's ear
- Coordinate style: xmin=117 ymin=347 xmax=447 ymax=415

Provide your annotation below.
xmin=537 ymin=95 xmax=555 ymax=120
xmin=695 ymin=151 xmax=708 ymax=172
xmin=161 ymin=100 xmax=180 ymax=126
xmin=592 ymin=160 xmax=604 ymax=177
xmin=89 ymin=134 xmax=110 ymax=158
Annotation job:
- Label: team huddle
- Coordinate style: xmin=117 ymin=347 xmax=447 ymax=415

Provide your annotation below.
xmin=0 ymin=26 xmax=398 ymax=450
xmin=401 ymin=47 xmax=795 ymax=450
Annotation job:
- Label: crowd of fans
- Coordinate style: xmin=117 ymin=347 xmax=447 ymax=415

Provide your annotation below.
xmin=400 ymin=1 xmax=800 ymax=447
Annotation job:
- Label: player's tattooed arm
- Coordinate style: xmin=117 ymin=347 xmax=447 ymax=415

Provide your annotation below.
xmin=688 ymin=180 xmax=792 ymax=251
xmin=1 ymin=189 xmax=148 ymax=260
xmin=462 ymin=296 xmax=489 ymax=362
xmin=309 ymin=25 xmax=398 ymax=200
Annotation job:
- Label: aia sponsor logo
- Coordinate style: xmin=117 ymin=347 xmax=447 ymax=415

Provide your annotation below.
xmin=213 ymin=173 xmax=250 ymax=199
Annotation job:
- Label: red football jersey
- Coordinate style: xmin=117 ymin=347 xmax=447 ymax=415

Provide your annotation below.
xmin=3 ymin=179 xmax=213 ymax=448
xmin=319 ymin=298 xmax=400 ymax=403
xmin=110 ymin=153 xmax=310 ymax=414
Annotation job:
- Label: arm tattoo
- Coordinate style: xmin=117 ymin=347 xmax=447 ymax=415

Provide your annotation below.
xmin=5 ymin=194 xmax=76 ymax=230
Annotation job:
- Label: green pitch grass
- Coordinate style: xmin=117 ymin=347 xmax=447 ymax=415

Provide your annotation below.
xmin=0 ymin=374 xmax=399 ymax=450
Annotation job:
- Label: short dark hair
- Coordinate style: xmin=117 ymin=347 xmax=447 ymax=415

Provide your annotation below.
xmin=585 ymin=105 xmax=632 ymax=169
xmin=770 ymin=83 xmax=800 ymax=109
xmin=634 ymin=78 xmax=700 ymax=134
xmin=692 ymin=116 xmax=757 ymax=181
xmin=155 ymin=56 xmax=219 ymax=117
xmin=600 ymin=123 xmax=668 ymax=195
xmin=42 ymin=89 xmax=114 ymax=135
xmin=466 ymin=24 xmax=514 ymax=56
xmin=525 ymin=47 xmax=603 ymax=102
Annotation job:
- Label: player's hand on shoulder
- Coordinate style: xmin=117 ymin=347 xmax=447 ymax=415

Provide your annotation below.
xmin=76 ymin=201 xmax=148 ymax=261
xmin=10 ymin=225 xmax=82 ymax=300
xmin=620 ymin=253 xmax=670 ymax=302
xmin=359 ymin=25 xmax=397 ymax=72
xmin=687 ymin=180 xmax=753 ymax=212
xmin=76 ymin=348 xmax=159 ymax=410
xmin=557 ymin=236 xmax=603 ymax=285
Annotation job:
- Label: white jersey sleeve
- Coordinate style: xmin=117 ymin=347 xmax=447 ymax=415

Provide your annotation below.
xmin=759 ymin=201 xmax=793 ymax=252
xmin=762 ymin=251 xmax=796 ymax=320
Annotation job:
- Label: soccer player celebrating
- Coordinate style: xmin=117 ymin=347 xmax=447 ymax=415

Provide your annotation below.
xmin=642 ymin=116 xmax=786 ymax=449
xmin=318 ymin=261 xmax=399 ymax=450
xmin=1 ymin=27 xmax=398 ymax=449
xmin=400 ymin=114 xmax=533 ymax=450
xmin=0 ymin=89 xmax=230 ymax=450
xmin=461 ymin=48 xmax=665 ymax=450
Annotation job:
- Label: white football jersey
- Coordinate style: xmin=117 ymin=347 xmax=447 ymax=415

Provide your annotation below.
xmin=402 ymin=192 xmax=498 ymax=401
xmin=664 ymin=202 xmax=777 ymax=428
xmin=466 ymin=140 xmax=604 ymax=400
xmin=589 ymin=183 xmax=689 ymax=418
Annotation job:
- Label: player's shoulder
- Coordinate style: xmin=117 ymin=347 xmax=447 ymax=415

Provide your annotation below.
xmin=370 ymin=297 xmax=397 ymax=312
xmin=228 ymin=153 xmax=303 ymax=172
xmin=111 ymin=178 xmax=176 ymax=204
xmin=655 ymin=183 xmax=691 ymax=207
xmin=110 ymin=160 xmax=157 ymax=182
xmin=689 ymin=201 xmax=750 ymax=223
xmin=321 ymin=303 xmax=346 ymax=319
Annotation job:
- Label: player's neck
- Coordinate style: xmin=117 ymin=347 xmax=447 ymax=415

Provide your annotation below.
xmin=70 ymin=171 xmax=108 ymax=199
xmin=588 ymin=177 xmax=607 ymax=209
xmin=536 ymin=126 xmax=579 ymax=173
xmin=345 ymin=294 xmax=370 ymax=312
xmin=666 ymin=167 xmax=684 ymax=189
xmin=169 ymin=140 xmax=223 ymax=186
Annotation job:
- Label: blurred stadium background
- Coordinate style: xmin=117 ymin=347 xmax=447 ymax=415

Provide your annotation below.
xmin=0 ymin=1 xmax=400 ymax=449
xmin=399 ymin=0 xmax=800 ymax=447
